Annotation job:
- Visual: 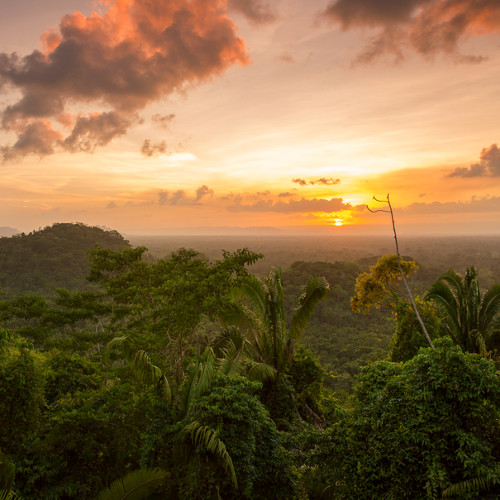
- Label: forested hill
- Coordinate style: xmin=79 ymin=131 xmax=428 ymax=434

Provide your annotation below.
xmin=0 ymin=223 xmax=130 ymax=296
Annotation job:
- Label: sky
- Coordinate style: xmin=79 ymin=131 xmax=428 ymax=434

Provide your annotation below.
xmin=1 ymin=0 xmax=500 ymax=236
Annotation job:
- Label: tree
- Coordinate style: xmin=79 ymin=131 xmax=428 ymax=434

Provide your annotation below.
xmin=88 ymin=246 xmax=262 ymax=383
xmin=350 ymin=254 xmax=418 ymax=314
xmin=127 ymin=346 xmax=240 ymax=496
xmin=390 ymin=299 xmax=442 ymax=362
xmin=226 ymin=267 xmax=329 ymax=380
xmin=308 ymin=338 xmax=500 ymax=498
xmin=425 ymin=267 xmax=500 ymax=356
xmin=366 ymin=194 xmax=434 ymax=348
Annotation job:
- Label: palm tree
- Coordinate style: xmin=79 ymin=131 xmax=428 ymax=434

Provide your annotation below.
xmin=224 ymin=267 xmax=329 ymax=380
xmin=127 ymin=346 xmax=238 ymax=490
xmin=425 ymin=267 xmax=500 ymax=355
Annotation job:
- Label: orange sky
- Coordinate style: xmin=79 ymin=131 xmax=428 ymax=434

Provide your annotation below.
xmin=1 ymin=0 xmax=500 ymax=235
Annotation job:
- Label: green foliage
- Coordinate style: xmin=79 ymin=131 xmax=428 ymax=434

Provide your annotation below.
xmin=287 ymin=346 xmax=329 ymax=425
xmin=96 ymin=468 xmax=168 ymax=500
xmin=184 ymin=375 xmax=300 ymax=499
xmin=426 ymin=267 xmax=500 ymax=356
xmin=390 ymin=299 xmax=442 ymax=362
xmin=283 ymin=261 xmax=393 ymax=395
xmin=442 ymin=476 xmax=499 ymax=497
xmin=88 ymin=246 xmax=262 ymax=381
xmin=15 ymin=383 xmax=147 ymax=499
xmin=44 ymin=351 xmax=101 ymax=404
xmin=227 ymin=267 xmax=329 ymax=378
xmin=0 ymin=449 xmax=15 ymax=492
xmin=309 ymin=338 xmax=500 ymax=499
xmin=0 ymin=491 xmax=17 ymax=500
xmin=0 ymin=223 xmax=129 ymax=296
xmin=182 ymin=421 xmax=237 ymax=489
xmin=0 ymin=349 xmax=45 ymax=458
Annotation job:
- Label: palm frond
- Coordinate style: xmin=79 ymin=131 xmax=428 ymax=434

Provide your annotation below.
xmin=234 ymin=274 xmax=268 ymax=318
xmin=246 ymin=362 xmax=277 ymax=382
xmin=290 ymin=276 xmax=330 ymax=341
xmin=442 ymin=475 xmax=497 ymax=497
xmin=0 ymin=491 xmax=17 ymax=500
xmin=130 ymin=350 xmax=163 ymax=386
xmin=157 ymin=374 xmax=172 ymax=405
xmin=480 ymin=284 xmax=500 ymax=335
xmin=182 ymin=421 xmax=237 ymax=489
xmin=106 ymin=336 xmax=134 ymax=361
xmin=218 ymin=340 xmax=244 ymax=376
xmin=182 ymin=348 xmax=217 ymax=413
xmin=96 ymin=468 xmax=168 ymax=500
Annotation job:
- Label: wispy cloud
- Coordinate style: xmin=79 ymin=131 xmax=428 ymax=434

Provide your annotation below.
xmin=228 ymin=196 xmax=352 ymax=213
xmin=403 ymin=196 xmax=500 ymax=214
xmin=141 ymin=140 xmax=168 ymax=157
xmin=322 ymin=0 xmax=500 ymax=63
xmin=292 ymin=177 xmax=341 ymax=186
xmin=227 ymin=0 xmax=277 ymax=25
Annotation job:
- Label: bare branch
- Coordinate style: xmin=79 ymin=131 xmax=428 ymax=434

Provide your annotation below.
xmin=369 ymin=194 xmax=435 ymax=349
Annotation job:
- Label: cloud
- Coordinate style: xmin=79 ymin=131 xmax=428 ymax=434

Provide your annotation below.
xmin=195 ymin=184 xmax=214 ymax=201
xmin=403 ymin=196 xmax=500 ymax=214
xmin=1 ymin=120 xmax=62 ymax=161
xmin=292 ymin=177 xmax=341 ymax=186
xmin=0 ymin=0 xmax=248 ymax=159
xmin=322 ymin=0 xmax=500 ymax=62
xmin=158 ymin=185 xmax=214 ymax=206
xmin=64 ymin=112 xmax=139 ymax=153
xmin=228 ymin=196 xmax=352 ymax=213
xmin=314 ymin=177 xmax=341 ymax=185
xmin=106 ymin=201 xmax=118 ymax=209
xmin=448 ymin=143 xmax=500 ymax=177
xmin=141 ymin=139 xmax=168 ymax=157
xmin=152 ymin=113 xmax=175 ymax=129
xmin=227 ymin=0 xmax=277 ymax=24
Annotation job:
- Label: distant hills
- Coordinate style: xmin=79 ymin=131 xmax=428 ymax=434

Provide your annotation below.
xmin=0 ymin=223 xmax=130 ymax=296
xmin=0 ymin=226 xmax=20 ymax=237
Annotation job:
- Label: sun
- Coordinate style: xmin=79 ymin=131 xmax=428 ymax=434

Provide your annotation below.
xmin=333 ymin=218 xmax=343 ymax=227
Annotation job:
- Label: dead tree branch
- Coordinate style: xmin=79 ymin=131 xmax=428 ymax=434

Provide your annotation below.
xmin=368 ymin=194 xmax=435 ymax=349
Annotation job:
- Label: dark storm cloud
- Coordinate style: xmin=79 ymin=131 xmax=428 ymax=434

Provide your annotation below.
xmin=448 ymin=143 xmax=500 ymax=177
xmin=322 ymin=0 xmax=500 ymax=62
xmin=228 ymin=196 xmax=352 ymax=213
xmin=0 ymin=0 xmax=248 ymax=160
xmin=227 ymin=0 xmax=277 ymax=24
